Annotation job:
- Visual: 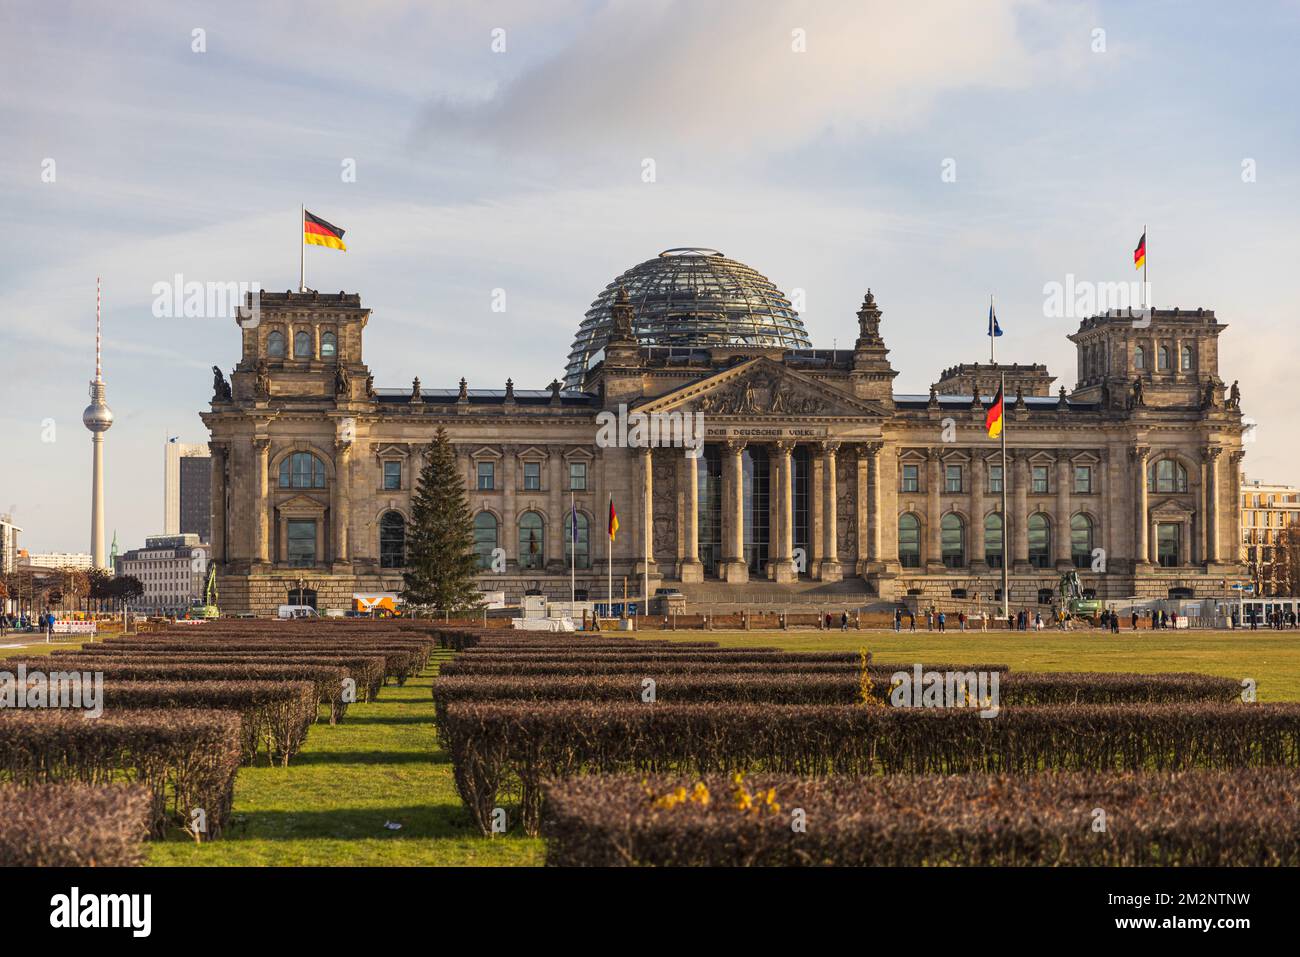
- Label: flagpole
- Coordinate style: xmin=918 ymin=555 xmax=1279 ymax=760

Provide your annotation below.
xmin=990 ymin=294 xmax=995 ymax=365
xmin=570 ymin=492 xmax=576 ymax=609
xmin=1142 ymin=223 xmax=1148 ymax=311
xmin=1000 ymin=371 xmax=1009 ymax=621
xmin=607 ymin=494 xmax=613 ymax=625
xmin=299 ymin=204 xmax=306 ymax=293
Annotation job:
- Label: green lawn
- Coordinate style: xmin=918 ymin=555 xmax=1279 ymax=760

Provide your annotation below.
xmin=5 ymin=629 xmax=1298 ymax=865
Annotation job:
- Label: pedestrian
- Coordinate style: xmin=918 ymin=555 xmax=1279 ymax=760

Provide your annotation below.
xmin=893 ymin=608 xmax=902 ymax=633
xmin=937 ymin=611 xmax=946 ymax=633
xmin=840 ymin=610 xmax=848 ymax=632
xmin=908 ymin=611 xmax=917 ymax=633
xmin=926 ymin=609 xmax=934 ymax=631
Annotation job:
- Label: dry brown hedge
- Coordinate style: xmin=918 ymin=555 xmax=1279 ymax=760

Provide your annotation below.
xmin=97 ymin=681 xmax=318 ymax=765
xmin=0 ymin=783 xmax=153 ymax=866
xmin=59 ymin=648 xmax=392 ymax=695
xmin=82 ymin=640 xmax=426 ymax=683
xmin=438 ymin=659 xmax=1010 ymax=678
xmin=0 ymin=709 xmax=241 ymax=838
xmin=441 ymin=700 xmax=1300 ymax=834
xmin=431 ymin=671 xmax=1241 ymax=720
xmin=542 ymin=770 xmax=1300 ymax=866
xmin=5 ymin=657 xmax=352 ymax=723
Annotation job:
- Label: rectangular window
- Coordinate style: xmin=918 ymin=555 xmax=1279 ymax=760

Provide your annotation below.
xmin=988 ymin=465 xmax=1003 ymax=493
xmin=287 ymin=520 xmax=317 ymax=568
xmin=569 ymin=461 xmax=587 ymax=490
xmin=523 ymin=461 xmax=541 ymax=491
xmin=944 ymin=464 xmax=963 ymax=493
xmin=1157 ymin=523 xmax=1180 ymax=568
xmin=382 ymin=461 xmax=402 ymax=490
xmin=1073 ymin=465 xmax=1092 ymax=494
xmin=476 ymin=461 xmax=494 ymax=490
xmin=1032 ymin=465 xmax=1049 ymax=494
xmin=901 ymin=464 xmax=919 ymax=493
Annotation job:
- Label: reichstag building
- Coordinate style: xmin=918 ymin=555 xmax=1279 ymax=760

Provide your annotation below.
xmin=201 ymin=247 xmax=1249 ymax=615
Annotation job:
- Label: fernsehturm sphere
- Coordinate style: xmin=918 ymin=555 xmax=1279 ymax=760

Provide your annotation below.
xmin=82 ymin=278 xmax=113 ymax=569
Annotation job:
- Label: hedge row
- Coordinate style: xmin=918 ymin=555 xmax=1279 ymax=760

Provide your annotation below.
xmin=441 ymin=700 xmax=1300 ymax=833
xmin=83 ymin=641 xmax=426 ymax=683
xmin=542 ymin=769 xmax=1300 ymax=866
xmin=431 ymin=671 xmax=1242 ymax=720
xmin=0 ymin=709 xmax=242 ymax=838
xmin=438 ymin=659 xmax=1011 ymax=678
xmin=58 ymin=649 xmax=390 ymax=697
xmin=6 ymin=658 xmax=352 ymax=724
xmin=97 ymin=681 xmax=318 ymax=766
xmin=0 ymin=783 xmax=153 ymax=866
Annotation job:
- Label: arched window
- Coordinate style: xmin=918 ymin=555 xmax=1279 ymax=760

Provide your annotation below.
xmin=320 ymin=331 xmax=337 ymax=358
xmin=984 ymin=513 xmax=1004 ymax=569
xmin=518 ymin=511 xmax=545 ymax=570
xmin=941 ymin=513 xmax=964 ymax=568
xmin=379 ymin=511 xmax=405 ymax=569
xmin=1148 ymin=459 xmax=1189 ymax=493
xmin=1134 ymin=345 xmax=1145 ymax=371
xmin=473 ymin=512 xmax=498 ymax=570
xmin=1071 ymin=514 xmax=1094 ymax=569
xmin=1180 ymin=345 xmax=1193 ymax=371
xmin=898 ymin=514 xmax=921 ymax=568
xmin=278 ymin=452 xmax=327 ymax=489
xmin=293 ymin=330 xmax=312 ymax=358
xmin=565 ymin=511 xmax=590 ymax=569
xmin=266 ymin=330 xmax=286 ymax=358
xmin=1028 ymin=513 xmax=1052 ymax=568
xmin=1158 ymin=346 xmax=1170 ymax=370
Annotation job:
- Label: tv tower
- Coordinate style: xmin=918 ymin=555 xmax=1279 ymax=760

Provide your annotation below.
xmin=82 ymin=277 xmax=113 ymax=569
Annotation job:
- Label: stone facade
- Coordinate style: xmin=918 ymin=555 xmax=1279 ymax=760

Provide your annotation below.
xmin=202 ymin=287 xmax=1248 ymax=616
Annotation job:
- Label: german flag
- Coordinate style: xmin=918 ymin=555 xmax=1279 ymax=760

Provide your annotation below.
xmin=985 ymin=385 xmax=1004 ymax=439
xmin=304 ymin=210 xmax=347 ymax=251
xmin=608 ymin=496 xmax=619 ymax=542
xmin=1133 ymin=231 xmax=1146 ymax=270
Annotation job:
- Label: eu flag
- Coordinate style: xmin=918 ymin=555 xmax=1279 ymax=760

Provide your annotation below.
xmin=987 ymin=303 xmax=1003 ymax=338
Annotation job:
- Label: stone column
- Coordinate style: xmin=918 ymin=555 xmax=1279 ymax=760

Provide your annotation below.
xmin=926 ymin=450 xmax=943 ymax=572
xmin=810 ymin=454 xmax=824 ymax=572
xmin=1133 ymin=446 xmax=1150 ymax=568
xmin=501 ymin=445 xmax=517 ymax=568
xmin=636 ymin=447 xmax=656 ymax=577
xmin=334 ymin=439 xmax=352 ymax=564
xmin=680 ymin=452 xmax=703 ymax=582
xmin=1180 ymin=519 xmax=1191 ymax=568
xmin=1205 ymin=446 xmax=1221 ymax=564
xmin=253 ymin=437 xmax=270 ymax=566
xmin=772 ymin=440 xmax=797 ymax=583
xmin=970 ymin=456 xmax=987 ymax=571
xmin=819 ymin=441 xmax=842 ymax=581
xmin=208 ymin=441 xmax=226 ymax=565
xmin=1012 ymin=451 xmax=1030 ymax=571
xmin=1054 ymin=455 xmax=1072 ymax=569
xmin=547 ymin=447 xmax=564 ymax=572
xmin=721 ymin=440 xmax=748 ymax=582
xmin=866 ymin=443 xmax=883 ymax=568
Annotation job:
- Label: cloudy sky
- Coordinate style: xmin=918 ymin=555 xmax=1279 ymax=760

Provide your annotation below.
xmin=3 ymin=0 xmax=1298 ymax=553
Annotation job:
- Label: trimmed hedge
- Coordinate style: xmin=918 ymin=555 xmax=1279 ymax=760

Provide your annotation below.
xmin=81 ymin=642 xmax=422 ymax=684
xmin=438 ymin=660 xmax=1011 ymax=678
xmin=431 ymin=671 xmax=1241 ymax=720
xmin=5 ymin=658 xmax=352 ymax=724
xmin=0 ymin=783 xmax=153 ymax=866
xmin=542 ymin=770 xmax=1300 ymax=866
xmin=441 ymin=700 xmax=1300 ymax=834
xmin=58 ymin=649 xmax=390 ymax=696
xmin=0 ymin=709 xmax=242 ymax=838
xmin=97 ymin=681 xmax=318 ymax=765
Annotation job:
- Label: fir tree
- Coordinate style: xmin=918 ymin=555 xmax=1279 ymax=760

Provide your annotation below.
xmin=401 ymin=427 xmax=481 ymax=612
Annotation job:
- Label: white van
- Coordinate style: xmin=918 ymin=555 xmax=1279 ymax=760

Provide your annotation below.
xmin=277 ymin=605 xmax=319 ymax=619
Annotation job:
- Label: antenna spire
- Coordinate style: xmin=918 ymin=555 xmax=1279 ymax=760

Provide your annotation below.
xmin=95 ymin=276 xmax=103 ymax=382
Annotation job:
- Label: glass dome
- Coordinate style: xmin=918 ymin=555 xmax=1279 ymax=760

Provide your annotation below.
xmin=563 ymin=247 xmax=811 ymax=389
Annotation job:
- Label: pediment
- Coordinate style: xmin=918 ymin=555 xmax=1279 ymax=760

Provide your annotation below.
xmin=276 ymin=493 xmax=326 ymax=514
xmin=1151 ymin=498 xmax=1196 ymax=518
xmin=635 ymin=358 xmax=887 ymax=419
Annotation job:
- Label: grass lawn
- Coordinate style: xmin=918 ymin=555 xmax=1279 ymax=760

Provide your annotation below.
xmin=4 ymin=628 xmax=1298 ymax=865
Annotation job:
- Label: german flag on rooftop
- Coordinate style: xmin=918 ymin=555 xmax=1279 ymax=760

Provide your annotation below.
xmin=304 ymin=210 xmax=347 ymax=251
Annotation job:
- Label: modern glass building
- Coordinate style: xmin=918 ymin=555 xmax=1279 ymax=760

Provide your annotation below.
xmin=563 ymin=247 xmax=811 ymax=389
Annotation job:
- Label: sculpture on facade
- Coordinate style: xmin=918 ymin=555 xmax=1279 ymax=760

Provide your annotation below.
xmin=334 ymin=363 xmax=351 ymax=398
xmin=458 ymin=377 xmax=469 ymax=401
xmin=365 ymin=372 xmax=375 ymax=398
xmin=211 ymin=366 xmax=232 ymax=402
xmin=410 ymin=376 xmax=421 ymax=401
xmin=1130 ymin=377 xmax=1145 ymax=409
xmin=1228 ymin=380 xmax=1241 ymax=410
xmin=254 ymin=358 xmax=270 ymax=398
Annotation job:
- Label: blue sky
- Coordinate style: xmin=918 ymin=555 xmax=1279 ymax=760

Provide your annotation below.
xmin=3 ymin=0 xmax=1298 ymax=553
